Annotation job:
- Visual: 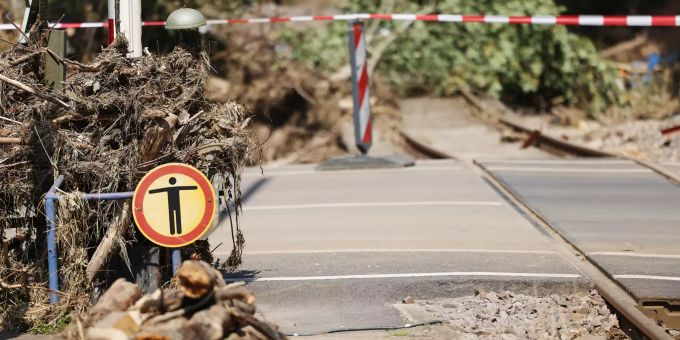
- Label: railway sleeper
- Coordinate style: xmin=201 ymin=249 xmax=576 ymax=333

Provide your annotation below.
xmin=638 ymin=299 xmax=680 ymax=330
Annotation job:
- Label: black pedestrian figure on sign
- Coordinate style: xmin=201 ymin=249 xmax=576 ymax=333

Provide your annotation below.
xmin=149 ymin=177 xmax=197 ymax=235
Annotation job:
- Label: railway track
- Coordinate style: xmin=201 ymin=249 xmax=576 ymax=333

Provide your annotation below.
xmin=398 ymin=126 xmax=680 ymax=339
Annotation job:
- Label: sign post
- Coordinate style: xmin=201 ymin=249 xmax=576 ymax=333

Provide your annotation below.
xmin=108 ymin=0 xmax=117 ymax=44
xmin=118 ymin=0 xmax=142 ymax=57
xmin=348 ymin=21 xmax=372 ymax=155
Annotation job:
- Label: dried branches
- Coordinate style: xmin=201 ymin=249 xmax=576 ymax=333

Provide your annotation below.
xmin=1 ymin=37 xmax=251 ymax=330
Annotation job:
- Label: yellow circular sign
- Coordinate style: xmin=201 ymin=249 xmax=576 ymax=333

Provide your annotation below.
xmin=132 ymin=163 xmax=216 ymax=248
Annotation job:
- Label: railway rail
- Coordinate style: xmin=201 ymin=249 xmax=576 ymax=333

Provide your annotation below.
xmin=398 ymin=126 xmax=680 ymax=339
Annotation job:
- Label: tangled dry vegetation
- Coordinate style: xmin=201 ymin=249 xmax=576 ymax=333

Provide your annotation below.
xmin=0 ymin=33 xmax=250 ymax=331
xmin=206 ymin=26 xmax=401 ymax=163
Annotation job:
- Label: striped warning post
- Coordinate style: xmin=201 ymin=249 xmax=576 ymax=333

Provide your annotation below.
xmin=107 ymin=0 xmax=116 ymax=44
xmin=348 ymin=21 xmax=372 ymax=154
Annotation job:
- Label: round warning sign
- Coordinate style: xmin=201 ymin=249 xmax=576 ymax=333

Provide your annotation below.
xmin=132 ymin=163 xmax=216 ymax=248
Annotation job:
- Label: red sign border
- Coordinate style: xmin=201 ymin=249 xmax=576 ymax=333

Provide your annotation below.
xmin=132 ymin=163 xmax=216 ymax=248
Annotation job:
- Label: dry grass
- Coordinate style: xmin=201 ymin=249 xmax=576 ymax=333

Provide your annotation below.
xmin=0 ymin=35 xmax=250 ymax=331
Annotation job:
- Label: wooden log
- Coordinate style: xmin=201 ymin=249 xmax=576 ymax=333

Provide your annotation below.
xmin=86 ymin=201 xmax=131 ymax=281
xmin=215 ymin=286 xmax=255 ymax=305
xmin=232 ymin=312 xmax=283 ymax=340
xmin=135 ymin=289 xmax=184 ymax=315
xmin=0 ymin=137 xmax=22 ymax=144
xmin=90 ymin=278 xmax=142 ymax=317
xmin=93 ymin=311 xmax=142 ymax=336
xmin=134 ymin=316 xmax=189 ymax=340
xmin=176 ymin=260 xmax=218 ymax=299
xmin=185 ymin=304 xmax=234 ymax=340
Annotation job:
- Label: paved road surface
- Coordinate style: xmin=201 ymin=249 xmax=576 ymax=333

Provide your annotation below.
xmin=209 ymin=160 xmax=586 ymax=335
xmin=478 ymin=158 xmax=680 ymax=301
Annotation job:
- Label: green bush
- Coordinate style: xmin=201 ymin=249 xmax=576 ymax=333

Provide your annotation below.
xmin=283 ymin=0 xmax=623 ymax=115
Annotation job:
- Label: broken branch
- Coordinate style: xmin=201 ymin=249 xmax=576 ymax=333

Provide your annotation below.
xmin=0 ymin=72 xmax=71 ymax=108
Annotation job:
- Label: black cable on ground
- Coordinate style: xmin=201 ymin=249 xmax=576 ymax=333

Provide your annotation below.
xmin=286 ymin=320 xmax=445 ymax=337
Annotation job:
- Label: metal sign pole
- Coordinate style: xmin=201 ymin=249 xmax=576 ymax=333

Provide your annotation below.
xmin=18 ymin=0 xmax=38 ymax=44
xmin=348 ymin=20 xmax=373 ymax=155
xmin=119 ymin=0 xmax=142 ymax=57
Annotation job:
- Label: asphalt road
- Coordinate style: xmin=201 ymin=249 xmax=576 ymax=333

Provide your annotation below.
xmin=209 ymin=160 xmax=586 ymax=335
xmin=478 ymin=158 xmax=680 ymax=300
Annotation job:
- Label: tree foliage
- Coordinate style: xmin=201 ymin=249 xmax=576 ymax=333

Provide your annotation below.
xmin=283 ymin=0 xmax=624 ymax=114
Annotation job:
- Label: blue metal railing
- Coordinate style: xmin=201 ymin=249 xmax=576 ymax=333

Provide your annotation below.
xmin=44 ymin=175 xmax=182 ymax=303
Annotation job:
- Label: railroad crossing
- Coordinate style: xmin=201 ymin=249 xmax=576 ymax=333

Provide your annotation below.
xmin=208 ymin=155 xmax=680 ymax=336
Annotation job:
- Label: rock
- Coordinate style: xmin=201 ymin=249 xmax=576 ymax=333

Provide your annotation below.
xmin=484 ymin=303 xmax=499 ymax=315
xmin=485 ymin=292 xmax=498 ymax=302
xmin=474 ymin=289 xmax=488 ymax=299
xmin=402 ymin=296 xmax=415 ymax=304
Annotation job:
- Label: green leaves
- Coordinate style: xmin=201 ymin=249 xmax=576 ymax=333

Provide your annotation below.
xmin=284 ymin=0 xmax=622 ymax=115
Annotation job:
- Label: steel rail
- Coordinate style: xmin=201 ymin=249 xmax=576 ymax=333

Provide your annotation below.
xmin=473 ymin=161 xmax=673 ymax=340
xmin=398 ymin=130 xmax=673 ymax=339
xmin=498 ymin=117 xmax=680 ymax=185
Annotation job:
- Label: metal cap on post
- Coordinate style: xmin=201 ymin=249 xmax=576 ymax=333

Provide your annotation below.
xmin=165 ymin=8 xmax=206 ymax=30
xmin=348 ymin=21 xmax=373 ymax=155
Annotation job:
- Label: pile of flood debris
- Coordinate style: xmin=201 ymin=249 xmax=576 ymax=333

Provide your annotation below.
xmin=75 ymin=261 xmax=285 ymax=340
xmin=0 ymin=34 xmax=250 ymax=330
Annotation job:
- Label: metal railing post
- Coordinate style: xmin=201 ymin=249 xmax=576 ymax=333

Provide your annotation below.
xmin=171 ymin=249 xmax=182 ymax=275
xmin=45 ymin=175 xmax=64 ymax=303
xmin=43 ymin=177 xmax=195 ymax=303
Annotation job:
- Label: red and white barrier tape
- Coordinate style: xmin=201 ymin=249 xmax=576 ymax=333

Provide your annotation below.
xmin=2 ymin=14 xmax=680 ymax=31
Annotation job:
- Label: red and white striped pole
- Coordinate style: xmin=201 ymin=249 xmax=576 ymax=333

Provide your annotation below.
xmin=107 ymin=0 xmax=116 ymax=44
xmin=348 ymin=21 xmax=372 ymax=155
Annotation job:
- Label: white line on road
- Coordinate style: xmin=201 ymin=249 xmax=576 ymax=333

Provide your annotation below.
xmin=485 ymin=167 xmax=652 ymax=173
xmin=225 ymin=271 xmax=581 ymax=282
xmin=243 ymin=166 xmax=463 ymax=178
xmin=233 ymin=249 xmax=557 ymax=256
xmin=588 ymin=252 xmax=680 ymax=259
xmin=242 ymin=201 xmax=502 ymax=211
xmin=613 ymin=274 xmax=680 ymax=282
xmin=480 ymin=159 xmax=632 ymax=165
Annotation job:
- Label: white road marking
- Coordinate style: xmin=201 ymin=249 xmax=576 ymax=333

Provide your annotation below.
xmin=485 ymin=167 xmax=651 ymax=173
xmin=238 ymin=249 xmax=555 ymax=255
xmin=243 ymin=201 xmax=502 ymax=211
xmin=225 ymin=271 xmax=581 ymax=282
xmin=479 ymin=159 xmax=632 ymax=165
xmin=243 ymin=166 xmax=462 ymax=178
xmin=588 ymin=252 xmax=680 ymax=259
xmin=613 ymin=274 xmax=680 ymax=282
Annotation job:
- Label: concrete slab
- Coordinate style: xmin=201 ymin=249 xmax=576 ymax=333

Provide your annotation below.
xmin=209 ymin=160 xmax=585 ymax=335
xmin=478 ymin=159 xmax=680 ymax=301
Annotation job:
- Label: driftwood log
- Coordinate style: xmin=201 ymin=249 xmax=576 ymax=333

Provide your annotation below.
xmin=80 ymin=260 xmax=286 ymax=340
